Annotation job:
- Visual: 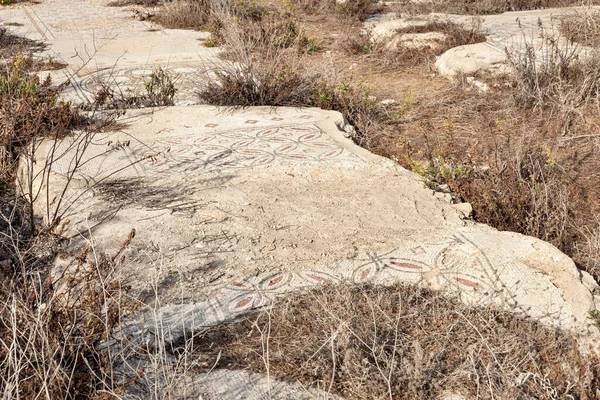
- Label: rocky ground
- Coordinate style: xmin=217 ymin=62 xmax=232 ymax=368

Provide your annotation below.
xmin=2 ymin=0 xmax=600 ymax=398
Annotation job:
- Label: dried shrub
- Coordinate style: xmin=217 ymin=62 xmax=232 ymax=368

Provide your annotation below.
xmin=448 ymin=145 xmax=575 ymax=248
xmin=184 ymin=283 xmax=600 ymax=399
xmin=561 ymin=10 xmax=600 ymax=47
xmin=378 ymin=81 xmax=600 ymax=280
xmin=0 ymin=56 xmax=79 ymax=185
xmin=0 ymin=234 xmax=137 ymax=399
xmin=506 ymin=24 xmax=600 ymax=113
xmin=392 ymin=0 xmax=600 ymax=16
xmin=106 ymin=0 xmax=162 ymax=6
xmin=287 ymin=0 xmax=377 ymax=20
xmin=92 ymin=67 xmax=177 ymax=109
xmin=152 ymin=0 xmax=266 ymax=32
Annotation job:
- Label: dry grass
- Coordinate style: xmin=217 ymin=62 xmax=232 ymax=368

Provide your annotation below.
xmin=151 ymin=0 xmax=226 ymax=30
xmin=288 ymin=0 xmax=379 ymax=20
xmin=390 ymin=0 xmax=600 ymax=16
xmin=506 ymin=23 xmax=600 ymax=111
xmin=106 ymin=0 xmax=162 ymax=6
xmin=0 ymin=47 xmax=143 ymax=399
xmin=149 ymin=0 xmax=267 ymax=32
xmin=183 ymin=283 xmax=600 ymax=399
xmin=561 ymin=9 xmax=600 ymax=46
xmin=198 ymin=11 xmax=383 ymax=144
xmin=0 ymin=237 xmax=136 ymax=399
xmin=375 ymin=79 xmax=600 ymax=278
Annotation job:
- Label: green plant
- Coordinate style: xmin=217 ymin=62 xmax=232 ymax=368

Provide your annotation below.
xmin=144 ymin=67 xmax=177 ymax=106
xmin=202 ymin=34 xmax=222 ymax=47
xmin=300 ymin=35 xmax=322 ymax=53
xmin=93 ymin=68 xmax=177 ymax=109
xmin=409 ymin=154 xmax=466 ymax=191
xmin=589 ymin=309 xmax=600 ymax=328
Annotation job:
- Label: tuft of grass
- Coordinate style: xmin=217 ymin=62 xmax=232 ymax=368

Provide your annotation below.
xmin=0 ymin=237 xmax=137 ymax=398
xmin=181 ymin=283 xmax=600 ymax=399
xmin=92 ymin=67 xmax=177 ymax=109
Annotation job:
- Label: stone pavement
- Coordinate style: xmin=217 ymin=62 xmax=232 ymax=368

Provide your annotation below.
xmin=365 ymin=7 xmax=600 ymax=78
xmin=0 ymin=0 xmax=220 ymax=105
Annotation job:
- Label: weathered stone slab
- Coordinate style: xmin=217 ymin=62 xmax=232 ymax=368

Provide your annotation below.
xmin=364 ymin=7 xmax=600 ymax=78
xmin=20 ymin=106 xmax=600 ymax=354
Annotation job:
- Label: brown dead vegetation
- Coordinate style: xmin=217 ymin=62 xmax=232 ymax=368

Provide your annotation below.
xmin=390 ymin=0 xmax=600 ymax=15
xmin=184 ymin=283 xmax=600 ymax=399
xmin=1 ymin=1 xmax=600 ymax=397
xmin=561 ymin=9 xmax=600 ymax=46
xmin=0 ymin=38 xmax=139 ymax=398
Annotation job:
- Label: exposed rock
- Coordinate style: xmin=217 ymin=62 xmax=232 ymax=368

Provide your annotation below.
xmin=451 ymin=202 xmax=473 ymax=219
xmin=365 ymin=8 xmax=600 ymax=78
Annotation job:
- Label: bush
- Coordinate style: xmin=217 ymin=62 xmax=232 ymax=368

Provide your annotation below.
xmin=153 ymin=0 xmax=266 ymax=32
xmin=506 ymin=25 xmax=600 ymax=113
xmin=0 ymin=235 xmax=136 ymax=398
xmin=561 ymin=10 xmax=600 ymax=47
xmin=0 ymin=56 xmax=79 ymax=185
xmin=289 ymin=0 xmax=377 ymax=20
